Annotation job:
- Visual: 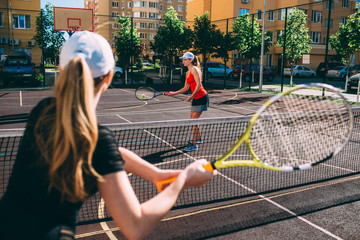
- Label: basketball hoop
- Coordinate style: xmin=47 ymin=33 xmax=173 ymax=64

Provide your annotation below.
xmin=53 ymin=7 xmax=94 ymax=32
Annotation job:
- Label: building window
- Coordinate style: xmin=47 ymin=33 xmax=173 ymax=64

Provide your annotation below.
xmin=134 ymin=1 xmax=147 ymax=7
xmin=342 ymin=0 xmax=349 ymax=8
xmin=310 ymin=32 xmax=321 ymax=44
xmin=149 ymin=23 xmax=159 ymax=29
xmin=257 ymin=10 xmax=262 ymax=20
xmin=266 ymin=54 xmax=272 ymax=68
xmin=113 ymin=23 xmax=119 ymax=29
xmin=112 ymin=12 xmax=118 ymax=17
xmin=139 ymin=32 xmax=147 ymax=39
xmin=149 ymin=13 xmax=158 ymax=19
xmin=239 ymin=8 xmax=249 ymax=16
xmin=326 ymin=1 xmax=334 ymax=10
xmin=268 ymin=10 xmax=274 ymax=21
xmin=178 ymin=6 xmax=183 ymax=11
xmin=139 ymin=22 xmax=147 ymax=28
xmin=325 ymin=19 xmax=333 ymax=29
xmin=268 ymin=32 xmax=273 ymax=43
xmin=149 ymin=2 xmax=158 ymax=8
xmin=149 ymin=34 xmax=155 ymax=40
xmin=311 ymin=11 xmax=322 ymax=23
xmin=276 ymin=30 xmax=283 ymax=41
xmin=0 ymin=12 xmax=3 ymax=27
xmin=128 ymin=2 xmax=132 ymax=8
xmin=112 ymin=1 xmax=119 ymax=8
xmin=13 ymin=14 xmax=31 ymax=29
xmin=178 ymin=16 xmax=183 ymax=20
xmin=341 ymin=17 xmax=347 ymax=25
xmin=277 ymin=9 xmax=286 ymax=20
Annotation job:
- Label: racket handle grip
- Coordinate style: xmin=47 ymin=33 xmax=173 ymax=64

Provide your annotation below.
xmin=164 ymin=92 xmax=170 ymax=96
xmin=156 ymin=162 xmax=214 ymax=192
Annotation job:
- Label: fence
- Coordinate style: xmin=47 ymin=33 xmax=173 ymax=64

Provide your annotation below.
xmin=0 ymin=0 xmax=359 ymax=90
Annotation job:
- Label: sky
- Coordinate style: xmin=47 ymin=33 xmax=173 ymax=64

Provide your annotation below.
xmin=41 ymin=0 xmax=84 ymax=9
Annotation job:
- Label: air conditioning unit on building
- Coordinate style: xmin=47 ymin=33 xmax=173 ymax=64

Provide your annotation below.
xmin=242 ymin=0 xmax=249 ymax=3
xmin=27 ymin=41 xmax=35 ymax=46
xmin=9 ymin=38 xmax=20 ymax=45
xmin=0 ymin=37 xmax=8 ymax=44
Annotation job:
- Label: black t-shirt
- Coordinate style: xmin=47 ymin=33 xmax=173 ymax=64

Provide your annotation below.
xmin=0 ymin=97 xmax=124 ymax=239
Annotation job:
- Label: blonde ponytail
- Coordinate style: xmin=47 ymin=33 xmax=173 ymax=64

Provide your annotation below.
xmin=35 ymin=57 xmax=101 ymax=202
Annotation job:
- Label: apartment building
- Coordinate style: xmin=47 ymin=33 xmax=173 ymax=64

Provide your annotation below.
xmin=187 ymin=0 xmax=357 ymax=71
xmin=0 ymin=0 xmax=41 ymax=64
xmin=85 ymin=0 xmax=187 ymax=60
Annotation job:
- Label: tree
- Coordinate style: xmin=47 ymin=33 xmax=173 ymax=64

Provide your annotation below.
xmin=330 ymin=18 xmax=358 ymax=89
xmin=150 ymin=7 xmax=193 ymax=83
xmin=276 ymin=8 xmax=311 ymax=86
xmin=114 ymin=16 xmax=141 ymax=72
xmin=232 ymin=14 xmax=271 ymax=62
xmin=212 ymin=31 xmax=236 ymax=80
xmin=33 ymin=3 xmax=64 ymax=65
xmin=192 ymin=12 xmax=223 ymax=82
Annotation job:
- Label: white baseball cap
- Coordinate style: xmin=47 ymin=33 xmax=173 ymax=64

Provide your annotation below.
xmin=59 ymin=31 xmax=115 ymax=78
xmin=180 ymin=52 xmax=194 ymax=60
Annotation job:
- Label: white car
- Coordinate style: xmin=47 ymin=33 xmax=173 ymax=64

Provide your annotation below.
xmin=142 ymin=60 xmax=152 ymax=67
xmin=284 ymin=65 xmax=316 ymax=78
xmin=326 ymin=66 xmax=349 ymax=80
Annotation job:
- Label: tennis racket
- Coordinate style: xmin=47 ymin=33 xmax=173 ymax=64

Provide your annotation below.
xmin=156 ymin=83 xmax=354 ymax=192
xmin=135 ymin=86 xmax=169 ymax=101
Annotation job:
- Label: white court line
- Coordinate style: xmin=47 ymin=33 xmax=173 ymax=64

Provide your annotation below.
xmin=105 ymin=114 xmax=343 ymax=240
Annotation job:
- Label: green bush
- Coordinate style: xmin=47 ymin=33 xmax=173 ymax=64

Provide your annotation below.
xmin=31 ymin=73 xmax=44 ymax=86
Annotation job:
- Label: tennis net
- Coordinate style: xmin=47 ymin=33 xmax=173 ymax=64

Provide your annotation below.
xmin=0 ymin=108 xmax=359 ymax=225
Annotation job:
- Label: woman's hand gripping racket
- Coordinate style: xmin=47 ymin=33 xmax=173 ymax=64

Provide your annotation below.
xmin=156 ymin=83 xmax=354 ymax=192
xmin=135 ymin=86 xmax=169 ymax=101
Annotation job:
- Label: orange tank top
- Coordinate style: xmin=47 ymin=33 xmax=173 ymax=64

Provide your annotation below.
xmin=186 ymin=71 xmax=207 ymax=99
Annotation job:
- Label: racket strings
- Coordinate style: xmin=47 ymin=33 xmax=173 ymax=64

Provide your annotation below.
xmin=250 ymin=91 xmax=351 ymax=168
xmin=135 ymin=88 xmax=155 ymax=100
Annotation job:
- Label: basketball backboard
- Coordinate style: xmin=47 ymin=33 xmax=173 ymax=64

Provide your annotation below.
xmin=53 ymin=7 xmax=94 ymax=32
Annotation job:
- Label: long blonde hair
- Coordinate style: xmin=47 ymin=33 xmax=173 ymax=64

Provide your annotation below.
xmin=35 ymin=57 xmax=101 ymax=202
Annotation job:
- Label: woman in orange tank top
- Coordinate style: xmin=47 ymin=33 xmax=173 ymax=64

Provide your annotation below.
xmin=168 ymin=52 xmax=209 ymax=152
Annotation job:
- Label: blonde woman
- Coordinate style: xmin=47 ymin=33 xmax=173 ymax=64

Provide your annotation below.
xmin=169 ymin=52 xmax=209 ymax=151
xmin=0 ymin=32 xmax=216 ymax=240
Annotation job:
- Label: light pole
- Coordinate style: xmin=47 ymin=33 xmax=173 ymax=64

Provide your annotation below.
xmin=10 ymin=0 xmax=15 ymax=52
xmin=259 ymin=0 xmax=266 ymax=93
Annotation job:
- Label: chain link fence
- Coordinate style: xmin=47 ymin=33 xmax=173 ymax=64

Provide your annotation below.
xmin=0 ymin=1 xmax=359 ymax=94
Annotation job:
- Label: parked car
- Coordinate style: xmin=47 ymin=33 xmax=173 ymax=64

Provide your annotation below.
xmin=326 ymin=66 xmax=351 ymax=80
xmin=284 ymin=65 xmax=316 ymax=78
xmin=347 ymin=73 xmax=360 ymax=92
xmin=204 ymin=62 xmax=232 ymax=78
xmin=113 ymin=66 xmax=123 ymax=80
xmin=2 ymin=51 xmax=35 ymax=86
xmin=142 ymin=60 xmax=152 ymax=67
xmin=350 ymin=64 xmax=360 ymax=76
xmin=316 ymin=62 xmax=345 ymax=77
xmin=232 ymin=63 xmax=275 ymax=82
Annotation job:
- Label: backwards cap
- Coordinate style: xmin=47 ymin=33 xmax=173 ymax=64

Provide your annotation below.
xmin=59 ymin=31 xmax=115 ymax=78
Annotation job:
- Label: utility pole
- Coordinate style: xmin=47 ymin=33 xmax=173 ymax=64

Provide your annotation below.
xmin=259 ymin=0 xmax=266 ymax=93
xmin=10 ymin=0 xmax=15 ymax=52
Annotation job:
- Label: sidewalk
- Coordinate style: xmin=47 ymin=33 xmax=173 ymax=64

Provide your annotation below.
xmin=205 ymin=76 xmax=360 ymax=104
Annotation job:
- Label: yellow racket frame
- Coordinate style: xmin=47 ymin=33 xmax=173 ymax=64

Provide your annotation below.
xmin=156 ymin=83 xmax=353 ymax=192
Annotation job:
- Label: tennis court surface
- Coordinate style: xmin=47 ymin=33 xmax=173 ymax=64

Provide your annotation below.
xmin=1 ymin=87 xmax=360 ymax=239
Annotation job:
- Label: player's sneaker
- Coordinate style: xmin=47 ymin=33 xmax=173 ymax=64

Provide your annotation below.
xmin=188 ymin=138 xmax=203 ymax=144
xmin=184 ymin=143 xmax=198 ymax=152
